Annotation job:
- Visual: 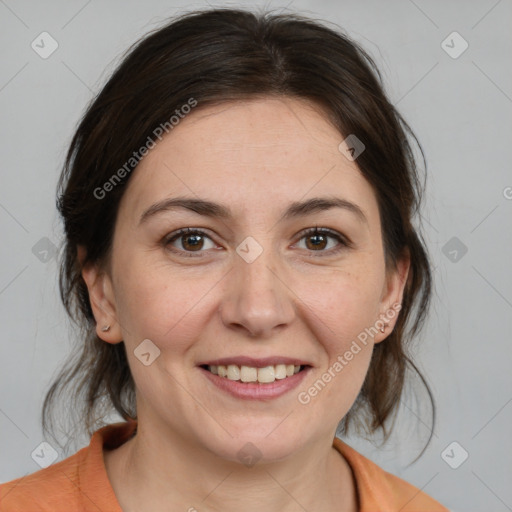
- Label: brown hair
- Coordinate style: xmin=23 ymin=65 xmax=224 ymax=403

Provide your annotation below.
xmin=44 ymin=6 xmax=434 ymax=454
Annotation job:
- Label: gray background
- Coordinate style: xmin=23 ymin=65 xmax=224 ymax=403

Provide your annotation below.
xmin=1 ymin=0 xmax=511 ymax=510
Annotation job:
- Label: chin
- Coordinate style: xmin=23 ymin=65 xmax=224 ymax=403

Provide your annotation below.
xmin=201 ymin=421 xmax=308 ymax=465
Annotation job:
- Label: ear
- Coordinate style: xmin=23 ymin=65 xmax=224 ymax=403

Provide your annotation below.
xmin=374 ymin=248 xmax=411 ymax=344
xmin=77 ymin=245 xmax=123 ymax=344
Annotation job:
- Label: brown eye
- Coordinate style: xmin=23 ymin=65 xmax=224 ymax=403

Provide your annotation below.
xmin=180 ymin=232 xmax=204 ymax=251
xmin=164 ymin=228 xmax=216 ymax=256
xmin=305 ymin=232 xmax=328 ymax=251
xmin=296 ymin=227 xmax=348 ymax=254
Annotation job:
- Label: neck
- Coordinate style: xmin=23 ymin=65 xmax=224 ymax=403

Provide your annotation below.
xmin=105 ymin=420 xmax=358 ymax=512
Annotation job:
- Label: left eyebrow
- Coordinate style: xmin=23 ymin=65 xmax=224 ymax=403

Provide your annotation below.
xmin=280 ymin=196 xmax=368 ymax=225
xmin=138 ymin=196 xmax=368 ymax=226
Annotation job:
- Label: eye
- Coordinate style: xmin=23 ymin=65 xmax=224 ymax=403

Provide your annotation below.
xmin=163 ymin=226 xmax=350 ymax=258
xmin=164 ymin=228 xmax=216 ymax=257
xmin=294 ymin=226 xmax=349 ymax=255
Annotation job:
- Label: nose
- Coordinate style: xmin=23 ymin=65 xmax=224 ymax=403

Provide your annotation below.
xmin=219 ymin=246 xmax=296 ymax=339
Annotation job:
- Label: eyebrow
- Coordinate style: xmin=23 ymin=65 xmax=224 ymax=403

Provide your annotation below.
xmin=138 ymin=196 xmax=368 ymax=226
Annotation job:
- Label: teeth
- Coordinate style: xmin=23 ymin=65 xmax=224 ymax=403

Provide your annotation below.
xmin=240 ymin=366 xmax=257 ymax=382
xmin=257 ymin=366 xmax=275 ymax=383
xmin=275 ymin=364 xmax=287 ymax=379
xmin=207 ymin=363 xmax=304 ymax=383
xmin=227 ymin=364 xmax=240 ymax=380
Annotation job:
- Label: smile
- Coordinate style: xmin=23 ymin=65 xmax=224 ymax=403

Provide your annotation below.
xmin=198 ymin=360 xmax=312 ymax=400
xmin=203 ymin=364 xmax=305 ymax=384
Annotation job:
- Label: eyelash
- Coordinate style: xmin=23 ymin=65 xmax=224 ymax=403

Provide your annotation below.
xmin=162 ymin=226 xmax=350 ymax=258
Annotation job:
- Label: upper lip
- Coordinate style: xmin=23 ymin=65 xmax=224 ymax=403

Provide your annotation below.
xmin=198 ymin=356 xmax=312 ymax=368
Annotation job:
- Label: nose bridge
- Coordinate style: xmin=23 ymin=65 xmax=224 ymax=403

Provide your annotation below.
xmin=221 ymin=235 xmax=294 ymax=337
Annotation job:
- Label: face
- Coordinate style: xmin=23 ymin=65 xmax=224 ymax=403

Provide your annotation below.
xmin=81 ymin=97 xmax=409 ymax=463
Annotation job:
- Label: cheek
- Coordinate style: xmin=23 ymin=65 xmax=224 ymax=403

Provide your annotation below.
xmin=299 ymin=267 xmax=383 ymax=347
xmin=297 ymin=282 xmax=376 ymax=420
xmin=293 ymin=269 xmax=381 ymax=406
xmin=113 ymin=253 xmax=207 ymax=348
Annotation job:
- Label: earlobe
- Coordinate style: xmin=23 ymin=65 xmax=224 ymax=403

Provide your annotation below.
xmin=78 ymin=245 xmax=123 ymax=344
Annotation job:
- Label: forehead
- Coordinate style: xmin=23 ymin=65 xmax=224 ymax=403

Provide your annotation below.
xmin=118 ymin=97 xmax=380 ymax=230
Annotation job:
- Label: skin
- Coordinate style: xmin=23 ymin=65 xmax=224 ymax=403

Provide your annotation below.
xmin=79 ymin=96 xmax=410 ymax=512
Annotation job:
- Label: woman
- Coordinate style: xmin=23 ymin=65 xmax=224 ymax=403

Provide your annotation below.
xmin=0 ymin=7 xmax=450 ymax=511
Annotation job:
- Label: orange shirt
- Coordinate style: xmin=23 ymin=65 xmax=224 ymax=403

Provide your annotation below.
xmin=0 ymin=420 xmax=449 ymax=511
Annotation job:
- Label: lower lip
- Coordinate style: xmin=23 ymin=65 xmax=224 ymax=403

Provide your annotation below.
xmin=199 ymin=366 xmax=311 ymax=400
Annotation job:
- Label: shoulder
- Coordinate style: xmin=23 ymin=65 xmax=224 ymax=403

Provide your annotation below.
xmin=333 ymin=437 xmax=451 ymax=512
xmin=0 ymin=448 xmax=87 ymax=511
xmin=0 ymin=421 xmax=135 ymax=512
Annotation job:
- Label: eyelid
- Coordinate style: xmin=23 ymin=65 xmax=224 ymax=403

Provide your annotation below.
xmin=293 ymin=226 xmax=351 ymax=255
xmin=163 ymin=226 xmax=351 ymax=257
xmin=295 ymin=226 xmax=351 ymax=246
xmin=162 ymin=227 xmax=219 ymax=257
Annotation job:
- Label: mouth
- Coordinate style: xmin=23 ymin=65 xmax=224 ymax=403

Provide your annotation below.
xmin=199 ymin=363 xmax=310 ymax=384
xmin=197 ymin=358 xmax=312 ymax=400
